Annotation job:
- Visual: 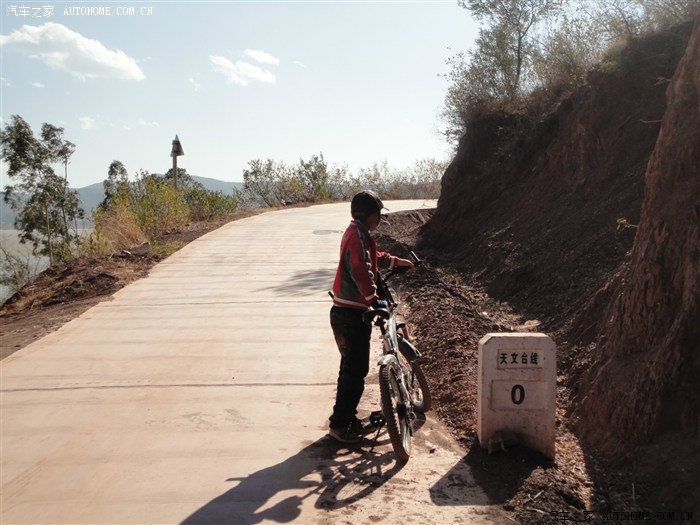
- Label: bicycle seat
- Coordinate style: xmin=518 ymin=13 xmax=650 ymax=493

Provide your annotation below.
xmin=362 ymin=308 xmax=391 ymax=325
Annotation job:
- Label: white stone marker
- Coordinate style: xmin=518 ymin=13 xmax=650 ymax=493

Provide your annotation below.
xmin=477 ymin=333 xmax=556 ymax=459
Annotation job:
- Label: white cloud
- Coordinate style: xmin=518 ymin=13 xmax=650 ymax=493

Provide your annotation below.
xmin=188 ymin=77 xmax=201 ymax=91
xmin=31 ymin=81 xmax=45 ymax=88
xmin=243 ymin=49 xmax=280 ymax=65
xmin=210 ymin=55 xmax=276 ymax=86
xmin=293 ymin=61 xmax=308 ymax=68
xmin=1 ymin=77 xmax=11 ymax=86
xmin=0 ymin=22 xmax=145 ymax=81
xmin=80 ymin=116 xmax=95 ymax=129
xmin=137 ymin=119 xmax=159 ymax=128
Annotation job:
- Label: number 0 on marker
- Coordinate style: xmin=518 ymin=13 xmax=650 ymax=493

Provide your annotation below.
xmin=511 ymin=384 xmax=525 ymax=404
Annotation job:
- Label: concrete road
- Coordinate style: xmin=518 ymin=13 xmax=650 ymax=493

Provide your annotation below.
xmin=1 ymin=201 xmax=505 ymax=525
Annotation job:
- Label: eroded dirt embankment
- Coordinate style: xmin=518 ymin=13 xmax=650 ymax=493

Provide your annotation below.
xmin=393 ymin=18 xmax=698 ymax=520
xmin=422 ymin=21 xmax=694 ymax=344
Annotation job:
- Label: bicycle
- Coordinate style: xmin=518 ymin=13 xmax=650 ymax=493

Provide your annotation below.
xmin=362 ymin=251 xmax=432 ymax=461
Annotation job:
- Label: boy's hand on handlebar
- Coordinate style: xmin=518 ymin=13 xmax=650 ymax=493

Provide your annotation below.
xmin=372 ymin=299 xmax=389 ymax=310
xmin=395 ymin=258 xmax=414 ymax=269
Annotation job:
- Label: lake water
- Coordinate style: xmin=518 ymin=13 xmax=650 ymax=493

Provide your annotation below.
xmin=1 ymin=230 xmax=48 ymax=302
xmin=1 ymin=228 xmax=92 ymax=303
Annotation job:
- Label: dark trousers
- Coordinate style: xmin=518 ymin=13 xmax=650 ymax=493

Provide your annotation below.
xmin=329 ymin=306 xmax=372 ymax=429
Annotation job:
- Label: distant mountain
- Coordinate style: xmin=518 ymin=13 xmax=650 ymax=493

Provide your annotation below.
xmin=190 ymin=176 xmax=242 ymax=194
xmin=0 ymin=199 xmax=17 ymax=229
xmin=0 ymin=176 xmax=243 ymax=229
xmin=77 ymin=183 xmax=108 ymax=215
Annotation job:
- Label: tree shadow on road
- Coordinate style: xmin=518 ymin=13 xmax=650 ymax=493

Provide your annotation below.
xmin=180 ymin=435 xmax=405 ymax=525
xmin=255 ymin=268 xmax=337 ymax=297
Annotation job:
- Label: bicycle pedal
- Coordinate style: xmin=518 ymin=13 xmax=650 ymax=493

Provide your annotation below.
xmin=357 ymin=417 xmax=381 ymax=436
xmin=369 ymin=410 xmax=385 ymax=426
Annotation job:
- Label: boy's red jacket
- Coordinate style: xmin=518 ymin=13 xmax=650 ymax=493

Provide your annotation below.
xmin=332 ymin=219 xmax=397 ymax=310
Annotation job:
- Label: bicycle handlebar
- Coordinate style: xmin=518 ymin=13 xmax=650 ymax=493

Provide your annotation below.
xmin=409 ymin=250 xmax=422 ymax=265
xmin=362 ymin=307 xmax=391 ymax=326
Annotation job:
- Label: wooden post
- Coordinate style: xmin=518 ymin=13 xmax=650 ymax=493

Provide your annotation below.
xmin=173 ymin=154 xmax=178 ymax=190
xmin=170 ymin=135 xmax=184 ymax=189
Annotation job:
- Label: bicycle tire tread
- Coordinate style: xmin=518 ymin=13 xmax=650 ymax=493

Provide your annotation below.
xmin=379 ymin=363 xmax=411 ymax=461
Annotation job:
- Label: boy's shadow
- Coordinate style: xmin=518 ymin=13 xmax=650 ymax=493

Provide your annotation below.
xmin=180 ymin=435 xmax=404 ymax=525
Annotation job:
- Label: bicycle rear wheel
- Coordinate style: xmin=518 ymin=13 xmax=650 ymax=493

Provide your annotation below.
xmin=379 ymin=362 xmax=412 ymax=461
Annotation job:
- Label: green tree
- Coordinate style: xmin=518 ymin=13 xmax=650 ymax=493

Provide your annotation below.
xmin=101 ymin=160 xmax=130 ymax=210
xmin=41 ymin=123 xmax=77 ymax=236
xmin=442 ymin=23 xmax=524 ymax=135
xmin=530 ymin=12 xmax=601 ymax=93
xmin=325 ymin=163 xmax=353 ymax=200
xmin=407 ymin=158 xmax=447 ymax=198
xmin=461 ymin=0 xmax=563 ymax=97
xmin=445 ymin=0 xmax=682 ymax=138
xmin=1 ymin=115 xmax=84 ymax=265
xmin=163 ymin=167 xmax=202 ymax=190
xmin=241 ymin=159 xmax=284 ymax=207
xmin=295 ymin=153 xmax=329 ymax=202
xmin=41 ymin=123 xmax=76 ymax=180
xmin=584 ymin=0 xmax=698 ymax=39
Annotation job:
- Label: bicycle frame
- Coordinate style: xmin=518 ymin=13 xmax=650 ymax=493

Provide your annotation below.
xmin=369 ymin=268 xmax=419 ymax=418
xmin=361 ymin=251 xmax=430 ymax=461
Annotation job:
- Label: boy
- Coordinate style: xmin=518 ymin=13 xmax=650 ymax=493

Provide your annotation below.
xmin=328 ymin=190 xmax=414 ymax=444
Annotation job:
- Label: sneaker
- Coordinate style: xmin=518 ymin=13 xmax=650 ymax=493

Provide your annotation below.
xmin=328 ymin=424 xmax=363 ymax=444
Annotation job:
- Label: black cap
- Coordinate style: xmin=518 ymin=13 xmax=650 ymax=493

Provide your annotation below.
xmin=351 ymin=190 xmax=385 ymax=218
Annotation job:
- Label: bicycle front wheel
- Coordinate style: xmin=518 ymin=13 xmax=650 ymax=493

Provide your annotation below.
xmin=379 ymin=362 xmax=412 ymax=461
xmin=407 ymin=361 xmax=432 ymax=413
xmin=397 ymin=339 xmax=432 ymax=412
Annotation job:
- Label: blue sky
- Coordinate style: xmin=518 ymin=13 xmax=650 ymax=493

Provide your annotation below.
xmin=1 ymin=1 xmax=478 ymax=188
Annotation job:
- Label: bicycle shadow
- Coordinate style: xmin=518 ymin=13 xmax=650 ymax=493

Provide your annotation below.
xmin=180 ymin=435 xmax=405 ymax=525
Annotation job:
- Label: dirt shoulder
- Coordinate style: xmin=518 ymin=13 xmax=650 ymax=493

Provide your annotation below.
xmin=377 ymin=210 xmax=698 ymax=523
xmin=375 ymin=210 xmax=600 ymax=524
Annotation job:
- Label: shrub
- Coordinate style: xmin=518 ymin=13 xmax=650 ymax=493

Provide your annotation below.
xmin=87 ymin=168 xmax=240 ymax=257
xmin=184 ymin=187 xmax=238 ymax=221
xmin=88 ymin=202 xmax=147 ymax=256
xmin=129 ymin=171 xmax=189 ymax=238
